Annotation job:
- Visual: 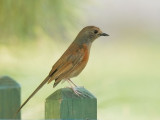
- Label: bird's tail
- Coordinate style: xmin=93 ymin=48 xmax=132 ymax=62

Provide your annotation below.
xmin=14 ymin=75 xmax=50 ymax=118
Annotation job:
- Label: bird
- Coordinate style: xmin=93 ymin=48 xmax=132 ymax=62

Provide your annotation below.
xmin=16 ymin=26 xmax=109 ymax=114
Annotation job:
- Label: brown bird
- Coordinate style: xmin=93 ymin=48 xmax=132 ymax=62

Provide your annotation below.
xmin=16 ymin=26 xmax=109 ymax=114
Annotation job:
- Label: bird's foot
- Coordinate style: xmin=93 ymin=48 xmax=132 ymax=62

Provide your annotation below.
xmin=72 ymin=87 xmax=82 ymax=96
xmin=72 ymin=87 xmax=88 ymax=97
xmin=75 ymin=86 xmax=84 ymax=88
xmin=66 ymin=86 xmax=86 ymax=97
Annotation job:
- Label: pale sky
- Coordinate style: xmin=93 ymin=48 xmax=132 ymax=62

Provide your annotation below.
xmin=82 ymin=0 xmax=160 ymax=42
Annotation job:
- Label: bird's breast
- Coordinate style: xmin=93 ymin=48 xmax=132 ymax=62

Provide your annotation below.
xmin=81 ymin=44 xmax=89 ymax=62
xmin=68 ymin=44 xmax=90 ymax=78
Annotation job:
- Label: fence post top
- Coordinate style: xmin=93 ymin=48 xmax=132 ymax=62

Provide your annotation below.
xmin=45 ymin=87 xmax=97 ymax=119
xmin=0 ymin=76 xmax=20 ymax=88
xmin=46 ymin=87 xmax=96 ymax=101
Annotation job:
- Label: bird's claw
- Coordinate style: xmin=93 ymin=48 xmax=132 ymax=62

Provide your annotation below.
xmin=73 ymin=87 xmax=88 ymax=97
xmin=73 ymin=88 xmax=82 ymax=96
xmin=66 ymin=86 xmax=86 ymax=97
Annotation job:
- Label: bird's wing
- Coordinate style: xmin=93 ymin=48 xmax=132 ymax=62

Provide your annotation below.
xmin=48 ymin=43 xmax=77 ymax=76
xmin=47 ymin=46 xmax=84 ymax=84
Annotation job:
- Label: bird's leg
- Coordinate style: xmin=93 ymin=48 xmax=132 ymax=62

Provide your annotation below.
xmin=61 ymin=79 xmax=67 ymax=84
xmin=68 ymin=79 xmax=84 ymax=89
xmin=67 ymin=80 xmax=81 ymax=96
xmin=68 ymin=78 xmax=77 ymax=87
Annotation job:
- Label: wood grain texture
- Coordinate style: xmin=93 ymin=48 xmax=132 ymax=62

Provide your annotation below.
xmin=45 ymin=87 xmax=97 ymax=120
xmin=0 ymin=76 xmax=21 ymax=119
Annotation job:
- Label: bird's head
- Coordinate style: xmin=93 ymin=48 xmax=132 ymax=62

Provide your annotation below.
xmin=75 ymin=26 xmax=109 ymax=44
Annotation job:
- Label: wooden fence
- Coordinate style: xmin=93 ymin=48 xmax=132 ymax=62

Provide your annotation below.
xmin=0 ymin=76 xmax=97 ymax=120
xmin=0 ymin=76 xmax=21 ymax=119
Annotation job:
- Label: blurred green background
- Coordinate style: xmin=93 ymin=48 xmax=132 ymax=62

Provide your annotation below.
xmin=0 ymin=0 xmax=160 ymax=119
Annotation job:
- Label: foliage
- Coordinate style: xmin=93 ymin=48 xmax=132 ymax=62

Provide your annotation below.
xmin=0 ymin=0 xmax=82 ymax=43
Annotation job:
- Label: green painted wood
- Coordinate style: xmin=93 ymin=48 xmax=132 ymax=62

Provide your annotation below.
xmin=45 ymin=87 xmax=97 ymax=120
xmin=0 ymin=76 xmax=21 ymax=119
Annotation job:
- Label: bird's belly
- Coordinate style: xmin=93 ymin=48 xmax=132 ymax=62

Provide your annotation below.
xmin=68 ymin=53 xmax=89 ymax=78
xmin=64 ymin=44 xmax=90 ymax=79
xmin=69 ymin=61 xmax=88 ymax=78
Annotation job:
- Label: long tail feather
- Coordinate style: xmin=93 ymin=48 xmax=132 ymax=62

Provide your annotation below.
xmin=14 ymin=75 xmax=50 ymax=117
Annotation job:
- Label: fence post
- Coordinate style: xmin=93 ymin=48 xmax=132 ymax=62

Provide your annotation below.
xmin=45 ymin=87 xmax=97 ymax=120
xmin=0 ymin=76 xmax=21 ymax=119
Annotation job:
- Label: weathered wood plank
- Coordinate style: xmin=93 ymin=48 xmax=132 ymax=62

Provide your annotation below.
xmin=45 ymin=87 xmax=97 ymax=120
xmin=0 ymin=76 xmax=21 ymax=119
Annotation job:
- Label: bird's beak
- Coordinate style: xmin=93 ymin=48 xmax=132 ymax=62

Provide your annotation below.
xmin=100 ymin=33 xmax=109 ymax=36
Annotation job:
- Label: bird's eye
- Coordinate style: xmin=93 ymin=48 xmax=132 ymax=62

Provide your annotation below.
xmin=94 ymin=30 xmax=98 ymax=34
